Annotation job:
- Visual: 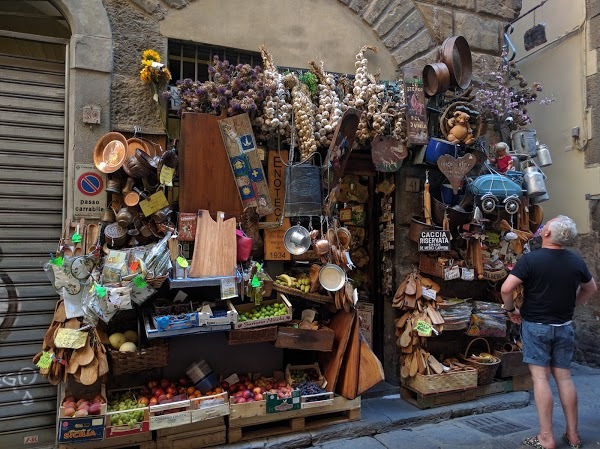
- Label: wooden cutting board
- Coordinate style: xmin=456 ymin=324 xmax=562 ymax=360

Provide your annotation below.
xmin=319 ymin=310 xmax=356 ymax=393
xmin=178 ymin=113 xmax=243 ymax=216
xmin=336 ymin=310 xmax=360 ymax=399
xmin=357 ymin=335 xmax=385 ymax=395
xmin=189 ymin=210 xmax=237 ymax=277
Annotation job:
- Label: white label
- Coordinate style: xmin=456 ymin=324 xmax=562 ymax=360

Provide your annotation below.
xmin=461 ymin=268 xmax=475 ymax=281
xmin=150 ymin=411 xmax=191 ymax=430
xmin=224 ymin=373 xmax=239 ymax=386
xmin=444 ymin=266 xmax=460 ymax=281
xmin=221 ymin=278 xmax=237 ymax=299
xmin=23 ymin=436 xmax=38 ymax=444
xmin=422 ymin=287 xmax=437 ymax=300
xmin=173 ymin=291 xmax=188 ymax=303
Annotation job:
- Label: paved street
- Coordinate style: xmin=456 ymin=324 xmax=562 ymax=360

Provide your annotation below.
xmin=314 ymin=365 xmax=600 ymax=449
xmin=218 ymin=364 xmax=600 ymax=449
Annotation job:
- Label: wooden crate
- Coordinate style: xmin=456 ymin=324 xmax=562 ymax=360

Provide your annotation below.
xmin=275 ymin=326 xmax=335 ymax=352
xmin=157 ymin=413 xmax=226 ymax=448
xmin=400 ymin=379 xmax=512 ymax=410
xmin=508 ymin=373 xmax=533 ymax=391
xmin=227 ymin=395 xmax=360 ymax=443
xmin=493 ymin=350 xmax=529 ymax=377
xmin=58 ymin=431 xmax=154 ymax=449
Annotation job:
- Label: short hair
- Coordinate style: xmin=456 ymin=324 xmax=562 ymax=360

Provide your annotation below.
xmin=548 ymin=215 xmax=577 ymax=246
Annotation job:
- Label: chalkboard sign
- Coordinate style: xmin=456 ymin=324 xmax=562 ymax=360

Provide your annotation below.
xmin=403 ymin=67 xmax=428 ymax=145
xmin=284 ymin=163 xmax=322 ymax=217
xmin=418 ymin=230 xmax=451 ymax=252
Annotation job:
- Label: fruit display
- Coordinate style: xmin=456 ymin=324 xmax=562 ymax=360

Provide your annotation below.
xmin=61 ymin=394 xmax=105 ymax=417
xmin=107 ymin=391 xmax=146 ymax=426
xmin=108 ymin=331 xmax=138 ymax=352
xmin=275 ymin=274 xmax=312 ymax=293
xmin=296 ymin=381 xmax=330 ymax=403
xmin=228 ymin=376 xmax=293 ymax=404
xmin=238 ymin=303 xmax=288 ymax=323
xmin=289 ymin=368 xmax=321 ymax=385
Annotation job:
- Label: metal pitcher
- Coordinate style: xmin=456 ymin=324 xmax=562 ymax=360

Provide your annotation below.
xmin=522 ymin=165 xmax=547 ymax=198
xmin=536 ymin=144 xmax=553 ymax=167
xmin=532 ymin=191 xmax=550 ymax=204
xmin=511 ymin=129 xmax=538 ymax=158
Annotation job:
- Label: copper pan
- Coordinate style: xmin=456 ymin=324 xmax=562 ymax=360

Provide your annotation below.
xmin=440 ymin=36 xmax=472 ymax=89
xmin=423 ymin=62 xmax=450 ymax=97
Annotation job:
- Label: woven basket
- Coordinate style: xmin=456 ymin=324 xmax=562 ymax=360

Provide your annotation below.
xmin=405 ymin=367 xmax=478 ymax=394
xmin=418 ymin=254 xmax=445 ymax=278
xmin=439 ymin=101 xmax=483 ymax=142
xmin=108 ymin=340 xmax=168 ymax=375
xmin=228 ymin=325 xmax=278 ymax=345
xmin=459 ymin=337 xmax=501 ymax=385
xmin=147 ymin=274 xmax=168 ymax=289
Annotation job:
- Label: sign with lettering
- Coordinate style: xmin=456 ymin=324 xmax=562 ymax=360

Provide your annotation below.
xmin=73 ymin=164 xmax=106 ymax=219
xmin=264 ymin=149 xmax=292 ymax=260
xmin=418 ymin=230 xmax=451 ymax=252
xmin=436 ymin=153 xmax=477 ymax=194
xmin=403 ymin=67 xmax=428 ymax=145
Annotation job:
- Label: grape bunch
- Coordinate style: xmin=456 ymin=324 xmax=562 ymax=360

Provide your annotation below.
xmin=290 ymin=368 xmax=320 ymax=384
xmin=296 ymin=381 xmax=329 ymax=403
xmin=109 ymin=409 xmax=145 ymax=427
xmin=108 ymin=392 xmax=146 ymax=426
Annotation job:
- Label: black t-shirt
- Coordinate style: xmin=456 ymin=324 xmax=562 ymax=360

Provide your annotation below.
xmin=510 ymin=248 xmax=592 ymax=324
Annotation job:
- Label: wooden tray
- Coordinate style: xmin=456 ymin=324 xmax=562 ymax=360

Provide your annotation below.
xmin=272 ymin=284 xmax=335 ymax=307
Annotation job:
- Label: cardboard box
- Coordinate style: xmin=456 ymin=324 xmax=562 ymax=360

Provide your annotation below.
xmin=266 ymin=390 xmax=300 ymax=413
xmin=149 ymin=399 xmax=191 ymax=430
xmin=57 ymin=383 xmax=106 ymax=443
xmin=190 ymin=392 xmax=229 ymax=422
xmin=233 ymin=295 xmax=292 ymax=329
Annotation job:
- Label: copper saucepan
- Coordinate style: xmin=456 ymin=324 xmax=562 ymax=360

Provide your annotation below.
xmin=423 ymin=62 xmax=450 ymax=97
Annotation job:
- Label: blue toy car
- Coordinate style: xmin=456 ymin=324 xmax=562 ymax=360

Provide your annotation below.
xmin=466 ymin=171 xmax=525 ymax=214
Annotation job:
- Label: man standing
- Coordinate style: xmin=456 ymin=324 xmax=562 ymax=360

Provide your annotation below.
xmin=501 ymin=216 xmax=596 ymax=449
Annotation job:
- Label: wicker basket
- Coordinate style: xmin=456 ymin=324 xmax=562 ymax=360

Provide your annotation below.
xmin=439 ymin=101 xmax=483 ymax=142
xmin=108 ymin=340 xmax=169 ymax=375
xmin=459 ymin=337 xmax=501 ymax=385
xmin=418 ymin=254 xmax=445 ymax=278
xmin=228 ymin=325 xmax=278 ymax=345
xmin=146 ymin=274 xmax=168 ymax=289
xmin=405 ymin=367 xmax=478 ymax=394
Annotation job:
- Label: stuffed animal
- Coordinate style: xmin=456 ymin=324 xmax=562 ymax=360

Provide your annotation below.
xmin=446 ymin=111 xmax=475 ymax=145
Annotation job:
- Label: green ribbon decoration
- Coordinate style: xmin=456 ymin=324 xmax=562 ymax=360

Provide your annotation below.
xmin=133 ymin=275 xmax=147 ymax=288
xmin=95 ymin=284 xmax=107 ymax=298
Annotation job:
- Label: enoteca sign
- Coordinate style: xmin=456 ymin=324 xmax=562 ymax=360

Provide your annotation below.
xmin=73 ymin=163 xmax=106 ymax=219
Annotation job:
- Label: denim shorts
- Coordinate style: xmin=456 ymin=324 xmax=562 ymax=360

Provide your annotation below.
xmin=521 ymin=320 xmax=575 ymax=369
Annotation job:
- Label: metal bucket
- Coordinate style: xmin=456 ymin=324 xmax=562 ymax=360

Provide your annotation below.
xmin=522 ymin=165 xmax=547 ymax=198
xmin=531 ymin=191 xmax=550 ymax=204
xmin=536 ymin=144 xmax=553 ymax=167
xmin=511 ymin=129 xmax=538 ymax=158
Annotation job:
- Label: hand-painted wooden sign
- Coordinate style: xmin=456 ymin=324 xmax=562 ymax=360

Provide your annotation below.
xmin=371 ymin=135 xmax=408 ymax=172
xmin=403 ymin=67 xmax=428 ymax=145
xmin=436 ymin=153 xmax=477 ymax=194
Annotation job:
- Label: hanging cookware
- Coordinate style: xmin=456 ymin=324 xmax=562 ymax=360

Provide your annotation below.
xmin=522 ymin=165 xmax=547 ymax=198
xmin=283 ymin=225 xmax=311 ymax=255
xmin=318 ymin=263 xmax=346 ymax=292
xmin=106 ymin=177 xmax=122 ymax=194
xmin=423 ymin=62 xmax=451 ymax=97
xmin=284 ymin=158 xmax=322 ymax=217
xmin=511 ymin=129 xmax=538 ymax=158
xmin=116 ymin=207 xmax=134 ymax=228
xmin=93 ymin=132 xmax=128 ymax=173
xmin=104 ymin=223 xmax=127 ymax=248
xmin=536 ymin=143 xmax=553 ymax=167
xmin=425 ymin=138 xmax=457 ymax=165
xmin=440 ymin=36 xmax=473 ymax=89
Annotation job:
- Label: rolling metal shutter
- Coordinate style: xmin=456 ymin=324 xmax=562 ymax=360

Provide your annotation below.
xmin=0 ymin=43 xmax=66 ymax=449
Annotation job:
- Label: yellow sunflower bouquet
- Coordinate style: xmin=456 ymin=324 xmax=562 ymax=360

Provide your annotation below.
xmin=140 ymin=49 xmax=172 ymax=88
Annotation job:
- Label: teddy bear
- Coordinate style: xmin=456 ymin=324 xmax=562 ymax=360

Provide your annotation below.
xmin=446 ymin=110 xmax=475 ymax=145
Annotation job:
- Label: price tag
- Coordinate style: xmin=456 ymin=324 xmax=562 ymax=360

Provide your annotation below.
xmin=221 ymin=277 xmax=237 ymax=299
xmin=54 ymin=328 xmax=87 ymax=349
xmin=139 ymin=191 xmax=169 ymax=216
xmin=36 ymin=351 xmax=53 ymax=370
xmin=444 ymin=265 xmax=460 ymax=281
xmin=422 ymin=287 xmax=437 ymax=300
xmin=173 ymin=290 xmax=188 ymax=303
xmin=414 ymin=320 xmax=432 ymax=337
xmin=461 ymin=267 xmax=475 ymax=281
xmin=160 ymin=166 xmax=175 ymax=187
xmin=176 ymin=257 xmax=189 ymax=268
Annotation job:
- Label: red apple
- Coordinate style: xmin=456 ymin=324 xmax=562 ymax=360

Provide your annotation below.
xmin=93 ymin=395 xmax=105 ymax=404
xmin=154 ymin=388 xmax=165 ymax=398
xmin=63 ymin=395 xmax=76 ymax=404
xmin=148 ymin=380 xmax=158 ymax=389
xmin=242 ymin=390 xmax=253 ymax=400
xmin=234 ymin=397 xmax=246 ymax=404
xmin=160 ymin=379 xmax=171 ymax=390
xmin=157 ymin=394 xmax=168 ymax=403
xmin=140 ymin=386 xmax=151 ymax=397
xmin=64 ymin=407 xmax=76 ymax=417
xmin=253 ymin=387 xmax=263 ymax=395
xmin=138 ymin=397 xmax=149 ymax=406
xmin=62 ymin=401 xmax=76 ymax=410
xmin=234 ymin=391 xmax=244 ymax=398
xmin=254 ymin=393 xmax=263 ymax=401
xmin=88 ymin=403 xmax=102 ymax=415
xmin=166 ymin=393 xmax=173 ymax=400
xmin=221 ymin=381 xmax=230 ymax=390
xmin=149 ymin=397 xmax=158 ymax=405
xmin=166 ymin=386 xmax=177 ymax=395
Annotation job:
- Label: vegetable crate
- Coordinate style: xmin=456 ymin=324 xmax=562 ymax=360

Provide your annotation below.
xmin=227 ymin=395 xmax=360 ymax=443
xmin=233 ymin=295 xmax=292 ymax=329
xmin=285 ymin=363 xmax=327 ymax=388
xmin=104 ymin=407 xmax=150 ymax=438
xmin=190 ymin=391 xmax=229 ymax=422
xmin=155 ymin=416 xmax=226 ymax=449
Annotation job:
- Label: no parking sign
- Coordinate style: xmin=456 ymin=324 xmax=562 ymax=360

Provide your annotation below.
xmin=74 ymin=163 xmax=107 ymax=219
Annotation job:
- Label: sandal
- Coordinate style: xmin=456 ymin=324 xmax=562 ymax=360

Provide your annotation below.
xmin=563 ymin=433 xmax=582 ymax=449
xmin=523 ymin=435 xmax=551 ymax=449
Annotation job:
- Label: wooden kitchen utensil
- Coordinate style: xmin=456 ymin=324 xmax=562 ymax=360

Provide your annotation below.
xmin=319 ymin=309 xmax=357 ymax=392
xmin=356 ymin=334 xmax=385 ymax=395
xmin=337 ymin=311 xmax=360 ymax=399
xmin=178 ymin=113 xmax=243 ymax=216
xmin=189 ymin=210 xmax=237 ymax=277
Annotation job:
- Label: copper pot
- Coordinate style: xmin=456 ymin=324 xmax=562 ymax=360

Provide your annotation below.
xmin=313 ymin=239 xmax=330 ymax=255
xmin=104 ymin=223 xmax=127 ymax=248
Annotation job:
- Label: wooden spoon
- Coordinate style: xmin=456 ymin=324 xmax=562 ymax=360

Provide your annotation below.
xmin=72 ymin=335 xmax=94 ymax=366
xmin=52 ymin=300 xmax=67 ymax=323
xmin=79 ymin=357 xmax=99 ymax=385
xmin=64 ymin=318 xmax=81 ymax=330
xmin=62 ymin=218 xmax=74 ymax=256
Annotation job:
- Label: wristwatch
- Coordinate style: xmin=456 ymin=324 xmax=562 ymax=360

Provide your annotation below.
xmin=502 ymin=304 xmax=516 ymax=313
